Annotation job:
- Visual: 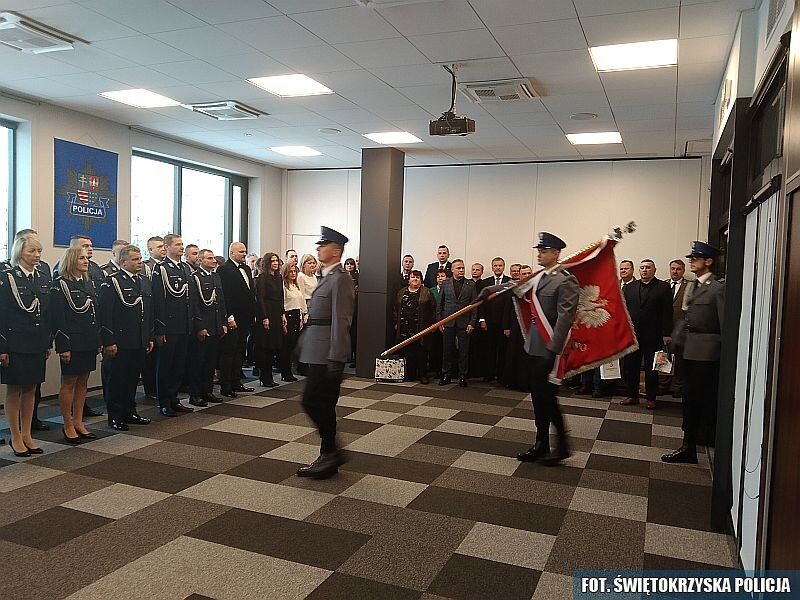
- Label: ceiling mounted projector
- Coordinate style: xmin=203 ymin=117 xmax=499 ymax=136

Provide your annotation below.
xmin=429 ymin=65 xmax=475 ymax=137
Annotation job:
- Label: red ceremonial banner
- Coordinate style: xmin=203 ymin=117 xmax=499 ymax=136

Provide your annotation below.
xmin=514 ymin=237 xmax=639 ymax=381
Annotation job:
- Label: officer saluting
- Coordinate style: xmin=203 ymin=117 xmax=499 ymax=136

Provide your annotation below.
xmin=484 ymin=232 xmax=579 ymax=465
xmin=662 ymin=241 xmax=724 ymax=464
xmin=152 ymin=234 xmax=194 ymax=417
xmin=187 ymin=250 xmax=228 ymax=407
xmin=98 ymin=245 xmax=154 ymax=431
xmin=296 ymin=226 xmax=355 ymax=479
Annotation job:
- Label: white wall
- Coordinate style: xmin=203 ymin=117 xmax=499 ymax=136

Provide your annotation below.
xmin=0 ymin=94 xmax=283 ymax=400
xmin=285 ymin=159 xmax=706 ymax=277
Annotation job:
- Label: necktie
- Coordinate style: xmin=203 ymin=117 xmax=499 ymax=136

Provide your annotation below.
xmin=496 ymin=277 xmax=501 ymax=285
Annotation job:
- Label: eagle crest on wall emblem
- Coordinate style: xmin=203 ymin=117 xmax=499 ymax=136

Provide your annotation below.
xmin=576 ymin=285 xmax=611 ymax=328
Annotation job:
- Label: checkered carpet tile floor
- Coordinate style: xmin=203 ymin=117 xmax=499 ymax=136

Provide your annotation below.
xmin=0 ymin=375 xmax=739 ymax=600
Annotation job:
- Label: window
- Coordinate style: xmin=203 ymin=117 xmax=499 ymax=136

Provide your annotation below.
xmin=181 ymin=167 xmax=226 ymax=254
xmin=130 ymin=152 xmax=248 ymax=258
xmin=0 ymin=121 xmax=14 ymax=260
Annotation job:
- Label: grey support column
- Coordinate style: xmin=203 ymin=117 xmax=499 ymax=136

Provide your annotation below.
xmin=356 ymin=147 xmax=405 ymax=378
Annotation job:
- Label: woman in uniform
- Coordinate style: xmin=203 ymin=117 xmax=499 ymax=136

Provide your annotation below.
xmin=51 ymin=246 xmax=100 ymax=444
xmin=0 ymin=234 xmax=52 ymax=457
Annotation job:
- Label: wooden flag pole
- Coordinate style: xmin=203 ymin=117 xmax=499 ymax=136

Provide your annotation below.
xmin=379 ymin=222 xmax=636 ymax=358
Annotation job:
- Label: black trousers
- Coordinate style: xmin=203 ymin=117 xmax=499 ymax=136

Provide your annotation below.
xmin=623 ymin=345 xmax=659 ymax=400
xmin=302 ymin=363 xmax=344 ymax=452
xmin=157 ymin=333 xmax=188 ymax=408
xmin=428 ymin=330 xmax=442 ymax=375
xmin=105 ymin=348 xmax=145 ymax=422
xmin=219 ymin=323 xmax=250 ymax=392
xmin=529 ymin=354 xmax=566 ymax=450
xmin=484 ymin=323 xmax=506 ymax=380
xmin=188 ymin=334 xmax=221 ymax=398
xmin=142 ymin=348 xmax=157 ymax=397
xmin=399 ymin=341 xmax=427 ymax=380
xmin=442 ymin=326 xmax=469 ymax=378
xmin=682 ymin=359 xmax=720 ymax=448
xmin=280 ymin=310 xmax=302 ymax=378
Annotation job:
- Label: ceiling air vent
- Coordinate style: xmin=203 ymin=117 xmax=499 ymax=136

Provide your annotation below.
xmin=766 ymin=0 xmax=787 ymax=44
xmin=185 ymin=101 xmax=265 ymax=121
xmin=459 ymin=78 xmax=537 ymax=104
xmin=0 ymin=12 xmax=76 ymax=54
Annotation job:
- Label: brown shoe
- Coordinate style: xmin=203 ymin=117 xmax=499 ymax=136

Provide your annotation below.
xmin=645 ymin=399 xmax=657 ymax=410
xmin=619 ymin=397 xmax=640 ymax=406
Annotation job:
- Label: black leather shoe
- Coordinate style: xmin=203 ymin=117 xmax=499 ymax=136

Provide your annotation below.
xmin=9 ymin=440 xmax=30 ymax=457
xmin=296 ymin=451 xmax=347 ymax=479
xmin=31 ymin=419 xmax=50 ymax=431
xmin=459 ymin=378 xmax=467 ymax=387
xmin=109 ymin=419 xmax=129 ymax=431
xmin=189 ymin=397 xmax=208 ymax=407
xmin=172 ymin=403 xmax=194 ymax=413
xmin=281 ymin=376 xmax=298 ymax=383
xmin=83 ymin=405 xmax=103 ymax=417
xmin=234 ymin=384 xmax=252 ymax=393
xmin=159 ymin=406 xmax=177 ymax=417
xmin=77 ymin=431 xmax=97 ymax=440
xmin=220 ymin=389 xmax=238 ymax=399
xmin=63 ymin=428 xmax=83 ymax=445
xmin=420 ymin=376 xmax=429 ymax=385
xmin=259 ymin=380 xmax=278 ymax=388
xmin=126 ymin=413 xmax=151 ymax=425
xmin=204 ymin=394 xmax=223 ymax=403
xmin=661 ymin=446 xmax=698 ymax=464
xmin=541 ymin=446 xmax=571 ymax=466
xmin=517 ymin=442 xmax=549 ymax=462
xmin=24 ymin=442 xmax=44 ymax=454
xmin=438 ymin=375 xmax=451 ymax=386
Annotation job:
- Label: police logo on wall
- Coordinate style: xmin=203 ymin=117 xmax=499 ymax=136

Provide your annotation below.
xmin=54 ymin=139 xmax=118 ymax=249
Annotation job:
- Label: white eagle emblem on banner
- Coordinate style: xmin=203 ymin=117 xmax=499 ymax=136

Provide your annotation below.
xmin=576 ymin=285 xmax=611 ymax=328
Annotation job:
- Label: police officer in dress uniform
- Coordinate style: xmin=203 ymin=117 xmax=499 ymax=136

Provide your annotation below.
xmin=662 ymin=241 xmax=725 ymax=464
xmin=101 ymin=239 xmax=129 ymax=277
xmin=187 ymin=250 xmax=228 ymax=407
xmin=141 ymin=236 xmax=165 ymax=398
xmin=483 ymin=232 xmax=579 ymax=465
xmin=0 ymin=234 xmax=52 ymax=456
xmin=296 ymin=226 xmax=355 ymax=479
xmin=152 ymin=234 xmax=194 ymax=417
xmin=98 ymin=245 xmax=153 ymax=431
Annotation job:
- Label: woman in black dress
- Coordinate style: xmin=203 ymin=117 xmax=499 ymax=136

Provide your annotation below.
xmin=51 ymin=247 xmax=101 ymax=444
xmin=0 ymin=235 xmax=52 ymax=457
xmin=344 ymin=257 xmax=359 ymax=367
xmin=393 ymin=269 xmax=435 ymax=383
xmin=255 ymin=252 xmax=285 ymax=388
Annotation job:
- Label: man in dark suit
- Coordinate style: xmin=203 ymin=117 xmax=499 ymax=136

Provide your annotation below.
xmin=621 ymin=259 xmax=673 ymax=409
xmin=663 ymin=242 xmax=724 ymax=464
xmin=423 ymin=245 xmax=452 ymax=288
xmin=187 ymin=250 xmax=227 ymax=407
xmin=400 ymin=254 xmax=414 ymax=287
xmin=97 ymin=245 xmax=154 ymax=431
xmin=467 ymin=262 xmax=485 ymax=378
xmin=216 ymin=241 xmax=258 ymax=398
xmin=436 ymin=259 xmax=477 ymax=387
xmin=478 ymin=257 xmax=511 ymax=382
xmin=296 ymin=227 xmax=355 ymax=479
xmin=152 ymin=234 xmax=194 ymax=417
xmin=666 ymin=259 xmax=689 ymax=397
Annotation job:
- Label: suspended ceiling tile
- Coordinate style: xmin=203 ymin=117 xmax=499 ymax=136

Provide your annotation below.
xmin=99 ymin=66 xmax=183 ymax=89
xmin=335 ymin=38 xmax=430 ymax=69
xmin=494 ymin=19 xmax=586 ymax=55
xmin=268 ymin=0 xmax=354 ymax=14
xmin=152 ymin=26 xmax=257 ymax=58
xmin=581 ymin=8 xmax=678 ymax=47
xmin=203 ymin=53 xmax=292 ymax=80
xmin=679 ymin=1 xmax=749 ymax=39
xmin=606 ymin=86 xmax=677 ymax=106
xmin=378 ymin=0 xmax=483 ymax=36
xmin=369 ymin=64 xmax=448 ymax=88
xmin=166 ymin=0 xmax=281 ymax=23
xmin=218 ymin=16 xmax=324 ymax=52
xmin=78 ymin=0 xmax=207 ymax=34
xmin=291 ymin=5 xmax=400 ymax=44
xmin=93 ymin=35 xmax=194 ymax=65
xmin=152 ymin=60 xmax=239 ymax=85
xmin=573 ymin=0 xmax=678 ymax=18
xmin=25 ymin=3 xmax=139 ymax=41
xmin=409 ymin=29 xmax=505 ymax=63
xmin=268 ymin=45 xmax=361 ymax=74
xmin=679 ymin=35 xmax=735 ymax=65
xmin=49 ymin=44 xmax=136 ymax=71
xmin=601 ymin=66 xmax=677 ymax=91
xmin=469 ymin=0 xmax=576 ymax=27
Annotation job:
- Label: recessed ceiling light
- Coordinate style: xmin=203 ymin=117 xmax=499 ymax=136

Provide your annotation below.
xmin=319 ymin=127 xmax=342 ymax=135
xmin=566 ymin=131 xmax=622 ymax=145
xmin=590 ymin=39 xmax=677 ymax=72
xmin=269 ymin=146 xmax=322 ymax=156
xmin=570 ymin=112 xmax=598 ymax=121
xmin=363 ymin=131 xmax=422 ymax=145
xmin=98 ymin=89 xmax=180 ymax=108
xmin=247 ymin=74 xmax=333 ymax=97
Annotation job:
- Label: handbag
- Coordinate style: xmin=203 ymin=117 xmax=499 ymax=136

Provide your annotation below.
xmin=375 ymin=355 xmax=405 ymax=383
xmin=652 ymin=346 xmax=674 ymax=374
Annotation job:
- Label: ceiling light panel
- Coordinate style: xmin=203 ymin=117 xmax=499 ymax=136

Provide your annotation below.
xmin=247 ymin=74 xmax=334 ymax=97
xmin=566 ymin=131 xmax=622 ymax=145
xmin=270 ymin=146 xmax=322 ymax=156
xmin=363 ymin=131 xmax=422 ymax=144
xmin=98 ymin=89 xmax=180 ymax=108
xmin=590 ymin=39 xmax=677 ymax=72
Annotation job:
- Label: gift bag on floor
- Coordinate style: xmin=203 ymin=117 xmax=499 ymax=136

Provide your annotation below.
xmin=375 ymin=356 xmax=405 ymax=383
xmin=652 ymin=347 xmax=674 ymax=374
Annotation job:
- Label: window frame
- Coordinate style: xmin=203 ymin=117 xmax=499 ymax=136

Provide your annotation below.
xmin=132 ymin=150 xmax=249 ymax=250
xmin=0 ymin=118 xmax=16 ymax=259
